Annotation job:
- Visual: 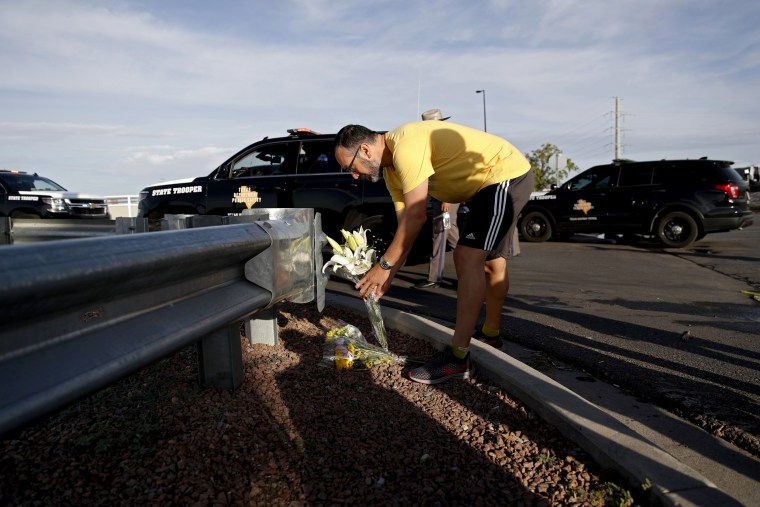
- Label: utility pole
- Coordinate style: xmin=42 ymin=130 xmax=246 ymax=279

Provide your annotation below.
xmin=476 ymin=90 xmax=487 ymax=132
xmin=614 ymin=96 xmax=622 ymax=160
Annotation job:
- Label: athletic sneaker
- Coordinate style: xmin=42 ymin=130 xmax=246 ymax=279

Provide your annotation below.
xmin=473 ymin=328 xmax=503 ymax=349
xmin=407 ymin=346 xmax=472 ymax=384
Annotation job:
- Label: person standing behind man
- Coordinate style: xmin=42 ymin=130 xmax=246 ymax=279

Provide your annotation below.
xmin=414 ymin=108 xmax=459 ymax=290
xmin=334 ymin=120 xmax=534 ymax=384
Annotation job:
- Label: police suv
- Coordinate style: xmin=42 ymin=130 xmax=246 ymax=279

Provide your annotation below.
xmin=0 ymin=170 xmax=108 ymax=219
xmin=519 ymin=158 xmax=753 ymax=248
xmin=137 ymin=129 xmax=399 ymax=249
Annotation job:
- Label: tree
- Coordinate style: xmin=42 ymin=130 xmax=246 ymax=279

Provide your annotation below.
xmin=525 ymin=143 xmax=579 ymax=191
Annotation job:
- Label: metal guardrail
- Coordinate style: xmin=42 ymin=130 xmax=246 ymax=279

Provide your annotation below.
xmin=0 ymin=218 xmax=123 ymax=244
xmin=0 ymin=209 xmax=326 ymax=436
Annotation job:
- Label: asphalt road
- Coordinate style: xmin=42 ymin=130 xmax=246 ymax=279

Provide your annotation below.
xmin=326 ymin=212 xmax=760 ymax=454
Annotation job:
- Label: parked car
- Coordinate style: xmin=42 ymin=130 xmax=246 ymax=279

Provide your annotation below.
xmin=519 ymin=158 xmax=753 ymax=248
xmin=733 ymin=165 xmax=759 ymax=192
xmin=137 ymin=128 xmax=416 ymax=253
xmin=0 ymin=170 xmax=108 ymax=219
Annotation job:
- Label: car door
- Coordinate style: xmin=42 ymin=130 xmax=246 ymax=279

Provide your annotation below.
xmin=552 ymin=165 xmax=619 ymax=233
xmin=205 ymin=141 xmax=299 ymax=215
xmin=288 ymin=138 xmax=365 ymax=213
xmin=0 ymin=180 xmax=9 ymax=216
xmin=607 ymin=163 xmax=657 ymax=230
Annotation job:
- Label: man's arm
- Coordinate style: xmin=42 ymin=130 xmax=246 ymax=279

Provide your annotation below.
xmin=355 ymin=179 xmax=429 ymax=299
xmin=385 ymin=179 xmax=429 ymax=266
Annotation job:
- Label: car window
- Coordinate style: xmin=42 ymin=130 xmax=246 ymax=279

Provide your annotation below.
xmin=2 ymin=174 xmax=67 ymax=192
xmin=652 ymin=164 xmax=675 ymax=185
xmin=618 ymin=165 xmax=654 ymax=187
xmin=230 ymin=143 xmax=293 ymax=178
xmin=297 ymin=140 xmax=343 ymax=174
xmin=567 ymin=166 xmax=618 ymax=190
xmin=652 ymin=162 xmax=738 ymax=186
xmin=715 ymin=165 xmax=745 ymax=185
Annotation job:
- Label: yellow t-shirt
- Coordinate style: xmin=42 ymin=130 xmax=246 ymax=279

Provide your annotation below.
xmin=383 ymin=121 xmax=530 ymax=210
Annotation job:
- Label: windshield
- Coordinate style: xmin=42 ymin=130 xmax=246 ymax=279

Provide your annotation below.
xmin=565 ymin=166 xmax=618 ymax=191
xmin=3 ymin=174 xmax=68 ymax=192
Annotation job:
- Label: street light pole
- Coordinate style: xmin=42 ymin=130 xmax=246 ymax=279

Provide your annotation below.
xmin=475 ymin=89 xmax=487 ymax=132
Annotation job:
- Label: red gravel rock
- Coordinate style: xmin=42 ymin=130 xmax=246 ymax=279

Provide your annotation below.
xmin=0 ymin=301 xmax=634 ymax=506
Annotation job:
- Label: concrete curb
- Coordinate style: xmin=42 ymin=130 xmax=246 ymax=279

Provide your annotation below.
xmin=326 ymin=292 xmax=742 ymax=507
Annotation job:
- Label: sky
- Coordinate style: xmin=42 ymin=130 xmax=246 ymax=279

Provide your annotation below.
xmin=1 ymin=0 xmax=758 ymax=196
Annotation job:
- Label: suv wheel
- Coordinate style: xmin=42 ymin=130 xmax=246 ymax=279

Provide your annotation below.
xmin=520 ymin=211 xmax=553 ymax=242
xmin=10 ymin=210 xmax=41 ymax=219
xmin=344 ymin=213 xmax=393 ymax=253
xmin=656 ymin=211 xmax=698 ymax=248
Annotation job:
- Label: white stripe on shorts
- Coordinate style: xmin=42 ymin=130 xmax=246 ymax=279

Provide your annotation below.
xmin=484 ymin=179 xmax=510 ymax=251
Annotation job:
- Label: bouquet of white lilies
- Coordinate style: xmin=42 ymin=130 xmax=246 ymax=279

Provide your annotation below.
xmin=322 ymin=227 xmax=376 ymax=278
xmin=322 ymin=226 xmax=389 ymax=352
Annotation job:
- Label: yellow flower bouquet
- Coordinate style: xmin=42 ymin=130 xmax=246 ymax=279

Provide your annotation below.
xmin=323 ymin=322 xmax=405 ymax=371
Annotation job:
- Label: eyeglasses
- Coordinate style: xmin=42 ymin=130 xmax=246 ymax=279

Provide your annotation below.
xmin=344 ymin=145 xmax=361 ymax=173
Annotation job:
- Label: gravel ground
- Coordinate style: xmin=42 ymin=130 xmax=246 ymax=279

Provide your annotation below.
xmin=0 ymin=302 xmax=638 ymax=506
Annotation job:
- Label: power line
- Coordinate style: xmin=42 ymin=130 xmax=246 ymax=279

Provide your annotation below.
xmin=551 ymin=112 xmax=610 ymax=146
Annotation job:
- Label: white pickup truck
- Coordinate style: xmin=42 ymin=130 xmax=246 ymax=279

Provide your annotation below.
xmin=0 ymin=170 xmax=108 ymax=219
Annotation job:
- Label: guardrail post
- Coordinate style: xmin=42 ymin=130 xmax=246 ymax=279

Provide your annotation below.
xmin=161 ymin=214 xmax=226 ymax=229
xmin=0 ymin=218 xmax=10 ymax=245
xmin=236 ymin=208 xmax=327 ymax=346
xmin=245 ymin=307 xmax=278 ymax=346
xmin=196 ymin=323 xmax=245 ymax=390
xmin=159 ymin=214 xmax=246 ymax=388
xmin=115 ymin=217 xmax=149 ymax=234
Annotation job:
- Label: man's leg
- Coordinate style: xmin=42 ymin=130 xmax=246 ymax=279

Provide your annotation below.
xmin=407 ymin=180 xmax=517 ymax=384
xmin=477 ymin=169 xmax=533 ymax=342
xmin=405 ymin=244 xmax=487 ymax=385
xmin=483 ymin=256 xmax=508 ymax=332
xmin=451 ymin=244 xmax=490 ymax=349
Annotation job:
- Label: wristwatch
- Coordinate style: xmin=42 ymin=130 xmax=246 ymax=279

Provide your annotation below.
xmin=379 ymin=256 xmax=394 ymax=270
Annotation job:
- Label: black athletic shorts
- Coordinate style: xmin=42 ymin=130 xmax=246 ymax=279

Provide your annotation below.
xmin=456 ymin=168 xmax=534 ymax=259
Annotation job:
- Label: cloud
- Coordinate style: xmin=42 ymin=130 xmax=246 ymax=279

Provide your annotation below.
xmin=0 ymin=122 xmax=127 ymax=141
xmin=123 ymin=145 xmax=233 ymax=167
xmin=0 ymin=0 xmax=757 ymax=193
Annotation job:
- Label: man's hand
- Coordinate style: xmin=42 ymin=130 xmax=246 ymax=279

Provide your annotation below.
xmin=355 ymin=178 xmax=428 ymax=301
xmin=355 ymin=264 xmax=394 ymax=300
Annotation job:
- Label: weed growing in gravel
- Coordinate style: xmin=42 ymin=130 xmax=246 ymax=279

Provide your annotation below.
xmin=572 ymin=480 xmax=635 ymax=507
xmin=537 ymin=449 xmax=557 ymax=466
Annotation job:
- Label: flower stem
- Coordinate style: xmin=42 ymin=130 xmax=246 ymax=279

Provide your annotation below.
xmin=346 ymin=273 xmax=389 ymax=351
xmin=365 ymin=293 xmax=389 ymax=351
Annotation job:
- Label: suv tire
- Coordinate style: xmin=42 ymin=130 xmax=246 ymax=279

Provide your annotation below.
xmin=520 ymin=211 xmax=553 ymax=242
xmin=10 ymin=210 xmax=41 ymax=219
xmin=656 ymin=211 xmax=698 ymax=248
xmin=344 ymin=212 xmax=393 ymax=253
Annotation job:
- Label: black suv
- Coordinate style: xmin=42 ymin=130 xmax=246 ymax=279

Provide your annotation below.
xmin=138 ymin=129 xmax=400 ymax=249
xmin=519 ymin=158 xmax=753 ymax=248
xmin=0 ymin=170 xmax=108 ymax=219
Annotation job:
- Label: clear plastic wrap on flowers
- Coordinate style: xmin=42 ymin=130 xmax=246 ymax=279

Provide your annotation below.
xmin=322 ymin=226 xmax=389 ymax=351
xmin=323 ymin=322 xmax=405 ymax=371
